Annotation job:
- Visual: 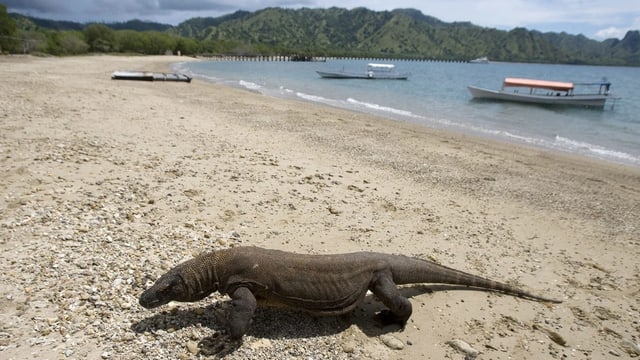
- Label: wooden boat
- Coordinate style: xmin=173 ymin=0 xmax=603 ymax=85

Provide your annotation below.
xmin=468 ymin=77 xmax=613 ymax=108
xmin=111 ymin=71 xmax=191 ymax=83
xmin=316 ymin=63 xmax=410 ymax=80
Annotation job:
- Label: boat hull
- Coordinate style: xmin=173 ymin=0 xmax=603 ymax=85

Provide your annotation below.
xmin=316 ymin=70 xmax=409 ymax=80
xmin=468 ymin=85 xmax=607 ymax=108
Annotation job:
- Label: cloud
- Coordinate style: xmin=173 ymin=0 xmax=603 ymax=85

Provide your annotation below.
xmin=4 ymin=0 xmax=71 ymax=13
xmin=594 ymin=16 xmax=640 ymax=39
xmin=4 ymin=0 xmax=639 ymax=39
xmin=595 ymin=27 xmax=627 ymax=39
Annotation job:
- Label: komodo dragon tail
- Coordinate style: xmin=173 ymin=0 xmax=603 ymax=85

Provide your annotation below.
xmin=385 ymin=253 xmax=562 ymax=303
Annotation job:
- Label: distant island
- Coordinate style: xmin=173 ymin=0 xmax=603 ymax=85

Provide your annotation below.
xmin=3 ymin=5 xmax=639 ymax=66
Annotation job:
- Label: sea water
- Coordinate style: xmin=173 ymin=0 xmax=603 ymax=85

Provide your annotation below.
xmin=174 ymin=59 xmax=640 ymax=167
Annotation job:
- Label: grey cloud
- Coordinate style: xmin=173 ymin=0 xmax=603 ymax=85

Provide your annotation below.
xmin=4 ymin=0 xmax=71 ymax=12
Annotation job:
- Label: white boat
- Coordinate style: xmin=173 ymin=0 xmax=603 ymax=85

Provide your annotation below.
xmin=316 ymin=63 xmax=410 ymax=80
xmin=469 ymin=56 xmax=489 ymax=64
xmin=468 ymin=77 xmax=614 ymax=108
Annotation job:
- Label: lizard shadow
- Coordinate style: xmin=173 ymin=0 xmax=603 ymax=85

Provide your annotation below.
xmin=131 ymin=284 xmax=480 ymax=356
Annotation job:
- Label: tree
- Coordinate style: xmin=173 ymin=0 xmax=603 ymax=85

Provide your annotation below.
xmin=59 ymin=31 xmax=89 ymax=54
xmin=0 ymin=4 xmax=19 ymax=53
xmin=115 ymin=30 xmax=145 ymax=53
xmin=140 ymin=31 xmax=175 ymax=54
xmin=83 ymin=23 xmax=116 ymax=52
xmin=174 ymin=36 xmax=199 ymax=55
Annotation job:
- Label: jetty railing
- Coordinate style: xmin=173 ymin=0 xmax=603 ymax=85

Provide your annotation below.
xmin=195 ymin=55 xmax=469 ymax=63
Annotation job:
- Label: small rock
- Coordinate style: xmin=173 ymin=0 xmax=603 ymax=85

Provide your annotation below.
xmin=119 ymin=302 xmax=131 ymax=310
xmin=342 ymin=340 xmax=356 ymax=353
xmin=380 ymin=334 xmax=404 ymax=350
xmin=447 ymin=339 xmax=479 ymax=358
xmin=621 ymin=338 xmax=640 ymax=355
xmin=608 ymin=349 xmax=621 ymax=357
xmin=250 ymin=338 xmax=272 ymax=350
xmin=186 ymin=340 xmax=199 ymax=354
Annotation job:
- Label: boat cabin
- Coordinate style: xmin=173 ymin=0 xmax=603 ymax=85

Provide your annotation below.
xmin=367 ymin=63 xmax=396 ymax=71
xmin=502 ymin=77 xmax=611 ymax=96
xmin=502 ymin=78 xmax=575 ymax=95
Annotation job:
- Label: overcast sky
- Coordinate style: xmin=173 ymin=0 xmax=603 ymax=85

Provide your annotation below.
xmin=5 ymin=0 xmax=640 ymax=40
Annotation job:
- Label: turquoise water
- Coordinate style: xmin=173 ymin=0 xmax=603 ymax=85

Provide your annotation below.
xmin=175 ymin=59 xmax=640 ymax=166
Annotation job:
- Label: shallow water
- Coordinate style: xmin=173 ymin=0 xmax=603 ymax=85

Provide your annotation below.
xmin=175 ymin=59 xmax=640 ymax=166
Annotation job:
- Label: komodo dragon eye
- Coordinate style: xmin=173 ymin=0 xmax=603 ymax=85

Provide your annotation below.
xmin=139 ymin=273 xmax=188 ymax=308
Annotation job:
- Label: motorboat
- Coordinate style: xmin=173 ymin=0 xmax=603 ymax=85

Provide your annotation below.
xmin=468 ymin=77 xmax=614 ymax=108
xmin=316 ymin=63 xmax=410 ymax=80
xmin=469 ymin=56 xmax=489 ymax=64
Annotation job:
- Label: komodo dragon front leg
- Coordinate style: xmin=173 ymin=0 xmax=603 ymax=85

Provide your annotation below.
xmin=228 ymin=287 xmax=257 ymax=339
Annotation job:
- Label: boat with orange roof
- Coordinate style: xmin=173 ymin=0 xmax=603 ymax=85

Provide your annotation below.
xmin=468 ymin=77 xmax=615 ymax=108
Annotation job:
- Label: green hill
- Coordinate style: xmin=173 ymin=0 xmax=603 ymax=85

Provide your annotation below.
xmin=172 ymin=7 xmax=639 ymax=65
xmin=8 ymin=7 xmax=640 ymax=65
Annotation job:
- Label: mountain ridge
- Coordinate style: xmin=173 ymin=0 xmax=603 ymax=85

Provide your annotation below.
xmin=8 ymin=7 xmax=640 ymax=65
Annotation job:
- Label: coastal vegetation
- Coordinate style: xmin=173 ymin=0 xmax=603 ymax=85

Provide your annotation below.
xmin=3 ymin=5 xmax=639 ymax=66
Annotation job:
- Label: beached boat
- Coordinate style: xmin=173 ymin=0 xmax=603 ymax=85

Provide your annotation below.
xmin=316 ymin=63 xmax=410 ymax=80
xmin=469 ymin=56 xmax=489 ymax=64
xmin=111 ymin=71 xmax=191 ymax=83
xmin=468 ymin=77 xmax=614 ymax=108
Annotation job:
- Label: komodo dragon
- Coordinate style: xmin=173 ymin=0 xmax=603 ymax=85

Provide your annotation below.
xmin=139 ymin=246 xmax=561 ymax=339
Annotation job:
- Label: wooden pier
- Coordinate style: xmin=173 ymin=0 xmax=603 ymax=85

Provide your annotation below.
xmin=196 ymin=55 xmax=469 ymax=63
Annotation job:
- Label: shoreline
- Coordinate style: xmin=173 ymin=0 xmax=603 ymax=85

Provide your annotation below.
xmin=175 ymin=59 xmax=640 ymax=169
xmin=1 ymin=55 xmax=639 ymax=359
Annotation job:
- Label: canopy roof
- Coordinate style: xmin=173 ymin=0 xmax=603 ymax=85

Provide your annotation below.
xmin=368 ymin=63 xmax=395 ymax=69
xmin=503 ymin=77 xmax=574 ymax=91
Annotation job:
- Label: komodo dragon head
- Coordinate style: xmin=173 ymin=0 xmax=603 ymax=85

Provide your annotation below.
xmin=139 ymin=268 xmax=191 ymax=308
xmin=139 ymin=255 xmax=220 ymax=308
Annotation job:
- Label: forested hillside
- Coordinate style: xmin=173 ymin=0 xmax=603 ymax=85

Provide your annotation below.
xmin=5 ymin=6 xmax=640 ymax=66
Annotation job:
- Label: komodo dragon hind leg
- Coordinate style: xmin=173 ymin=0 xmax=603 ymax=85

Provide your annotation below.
xmin=228 ymin=287 xmax=257 ymax=339
xmin=370 ymin=271 xmax=412 ymax=326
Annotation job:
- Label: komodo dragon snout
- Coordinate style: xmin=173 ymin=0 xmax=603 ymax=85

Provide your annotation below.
xmin=139 ymin=270 xmax=190 ymax=308
xmin=138 ymin=246 xmax=561 ymax=340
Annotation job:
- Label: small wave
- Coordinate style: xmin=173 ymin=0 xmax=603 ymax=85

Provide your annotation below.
xmin=427 ymin=121 xmax=639 ymax=165
xmin=296 ymin=92 xmax=327 ymax=102
xmin=239 ymin=80 xmax=262 ymax=90
xmin=196 ymin=74 xmax=222 ymax=82
xmin=346 ymin=98 xmax=417 ymax=118
xmin=294 ymin=92 xmax=343 ymax=107
xmin=554 ymin=136 xmax=640 ymax=164
xmin=279 ymin=86 xmax=294 ymax=94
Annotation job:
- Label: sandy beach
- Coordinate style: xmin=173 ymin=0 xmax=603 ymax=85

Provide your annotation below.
xmin=1 ymin=55 xmax=639 ymax=359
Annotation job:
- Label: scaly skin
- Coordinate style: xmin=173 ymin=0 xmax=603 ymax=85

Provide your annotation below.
xmin=139 ymin=246 xmax=561 ymax=339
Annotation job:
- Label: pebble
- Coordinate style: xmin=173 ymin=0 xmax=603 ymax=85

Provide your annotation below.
xmin=250 ymin=338 xmax=273 ymax=349
xmin=380 ymin=334 xmax=404 ymax=350
xmin=186 ymin=340 xmax=199 ymax=354
xmin=447 ymin=339 xmax=479 ymax=358
xmin=341 ymin=341 xmax=356 ymax=353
